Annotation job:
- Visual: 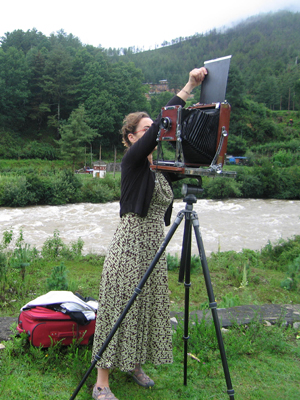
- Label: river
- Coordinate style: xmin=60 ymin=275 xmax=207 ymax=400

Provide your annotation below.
xmin=0 ymin=199 xmax=299 ymax=257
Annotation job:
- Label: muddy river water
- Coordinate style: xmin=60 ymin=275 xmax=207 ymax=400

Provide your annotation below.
xmin=0 ymin=199 xmax=299 ymax=256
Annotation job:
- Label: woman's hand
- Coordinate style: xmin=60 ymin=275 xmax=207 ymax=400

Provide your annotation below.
xmin=188 ymin=67 xmax=207 ymax=89
xmin=177 ymin=67 xmax=207 ymax=101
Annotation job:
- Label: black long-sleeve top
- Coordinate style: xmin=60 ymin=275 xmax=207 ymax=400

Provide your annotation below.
xmin=120 ymin=95 xmax=186 ymax=225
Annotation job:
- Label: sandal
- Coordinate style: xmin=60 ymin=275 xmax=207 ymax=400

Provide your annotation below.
xmin=92 ymin=385 xmax=119 ymax=400
xmin=129 ymin=365 xmax=155 ymax=388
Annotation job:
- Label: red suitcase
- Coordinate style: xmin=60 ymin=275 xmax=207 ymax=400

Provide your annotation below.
xmin=17 ymin=306 xmax=96 ymax=347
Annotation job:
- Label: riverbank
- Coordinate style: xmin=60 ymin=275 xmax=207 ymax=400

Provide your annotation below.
xmin=1 ymin=159 xmax=300 ymax=208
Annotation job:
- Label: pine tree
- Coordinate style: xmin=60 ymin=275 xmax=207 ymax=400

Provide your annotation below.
xmin=58 ymin=104 xmax=98 ymax=172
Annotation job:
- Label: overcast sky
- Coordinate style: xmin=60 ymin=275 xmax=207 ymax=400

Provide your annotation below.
xmin=1 ymin=0 xmax=300 ymax=50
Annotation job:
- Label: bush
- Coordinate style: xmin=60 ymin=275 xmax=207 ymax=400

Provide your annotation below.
xmin=167 ymin=253 xmax=180 ymax=271
xmin=227 ymin=135 xmax=248 ymax=155
xmin=280 ymin=256 xmax=300 ymax=291
xmin=0 ymin=132 xmax=59 ymax=160
xmin=49 ymin=169 xmax=82 ymax=205
xmin=20 ymin=141 xmax=59 ymax=160
xmin=41 ymin=230 xmax=68 ymax=260
xmin=46 ymin=263 xmax=69 ymax=291
xmin=260 ymin=236 xmax=300 ymax=271
xmin=83 ymin=182 xmax=115 ymax=203
xmin=273 ymin=149 xmax=294 ymax=167
xmin=41 ymin=230 xmax=84 ymax=261
xmin=0 ymin=131 xmax=21 ymax=159
xmin=275 ymin=166 xmax=300 ymax=199
xmin=0 ymin=170 xmax=82 ymax=206
xmin=252 ymin=161 xmax=280 ymax=197
xmin=205 ymin=177 xmax=242 ymax=199
xmin=236 ymin=171 xmax=264 ymax=198
xmin=0 ymin=176 xmax=35 ymax=206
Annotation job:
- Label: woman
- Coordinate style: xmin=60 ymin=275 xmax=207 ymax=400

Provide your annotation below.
xmin=91 ymin=67 xmax=207 ymax=400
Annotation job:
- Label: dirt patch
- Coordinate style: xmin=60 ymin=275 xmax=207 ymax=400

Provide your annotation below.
xmin=0 ymin=317 xmax=18 ymax=342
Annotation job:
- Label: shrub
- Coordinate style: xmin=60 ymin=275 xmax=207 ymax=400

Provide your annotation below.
xmin=0 ymin=176 xmax=34 ymax=206
xmin=20 ymin=141 xmax=59 ymax=160
xmin=236 ymin=171 xmax=264 ymax=198
xmin=49 ymin=169 xmax=82 ymax=205
xmin=0 ymin=131 xmax=21 ymax=159
xmin=0 ymin=251 xmax=8 ymax=291
xmin=280 ymin=256 xmax=300 ymax=291
xmin=260 ymin=236 xmax=300 ymax=271
xmin=205 ymin=177 xmax=242 ymax=199
xmin=8 ymin=229 xmax=38 ymax=281
xmin=10 ymin=243 xmax=33 ymax=281
xmin=41 ymin=230 xmax=68 ymax=260
xmin=227 ymin=135 xmax=248 ymax=155
xmin=218 ymin=292 xmax=241 ymax=308
xmin=41 ymin=230 xmax=85 ymax=261
xmin=46 ymin=262 xmax=69 ymax=291
xmin=275 ymin=166 xmax=300 ymax=199
xmin=167 ymin=253 xmax=180 ymax=271
xmin=273 ymin=149 xmax=294 ymax=167
xmin=252 ymin=161 xmax=280 ymax=197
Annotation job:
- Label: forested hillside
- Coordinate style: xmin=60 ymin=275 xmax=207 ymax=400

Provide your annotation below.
xmin=121 ymin=11 xmax=300 ymax=111
xmin=0 ymin=10 xmax=299 ymax=161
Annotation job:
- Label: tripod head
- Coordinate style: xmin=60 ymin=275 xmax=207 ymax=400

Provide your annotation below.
xmin=181 ymin=183 xmax=203 ymax=205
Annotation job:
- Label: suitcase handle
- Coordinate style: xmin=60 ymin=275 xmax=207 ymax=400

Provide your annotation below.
xmin=51 ymin=329 xmax=87 ymax=339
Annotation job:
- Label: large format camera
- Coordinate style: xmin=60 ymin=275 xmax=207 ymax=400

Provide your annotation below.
xmin=151 ymin=55 xmax=235 ymax=178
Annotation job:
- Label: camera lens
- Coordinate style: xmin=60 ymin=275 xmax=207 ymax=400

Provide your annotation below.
xmin=161 ymin=117 xmax=171 ymax=130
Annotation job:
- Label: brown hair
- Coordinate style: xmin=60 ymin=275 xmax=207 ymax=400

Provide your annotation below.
xmin=120 ymin=111 xmax=150 ymax=148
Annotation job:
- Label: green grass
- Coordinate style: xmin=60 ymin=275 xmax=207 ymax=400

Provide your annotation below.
xmin=1 ymin=232 xmax=300 ymax=399
xmin=1 ymin=317 xmax=300 ymax=399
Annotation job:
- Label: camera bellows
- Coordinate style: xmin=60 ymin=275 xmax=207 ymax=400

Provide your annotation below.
xmin=181 ymin=108 xmax=220 ymax=165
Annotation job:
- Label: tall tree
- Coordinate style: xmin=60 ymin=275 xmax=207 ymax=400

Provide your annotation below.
xmin=42 ymin=44 xmax=77 ymax=135
xmin=81 ymin=59 xmax=149 ymax=149
xmin=0 ymin=47 xmax=30 ymax=128
xmin=58 ymin=104 xmax=98 ymax=171
xmin=26 ymin=47 xmax=50 ymax=130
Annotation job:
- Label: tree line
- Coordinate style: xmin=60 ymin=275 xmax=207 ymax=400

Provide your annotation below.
xmin=0 ymin=29 xmax=149 ymax=153
xmin=0 ymin=10 xmax=300 ymax=162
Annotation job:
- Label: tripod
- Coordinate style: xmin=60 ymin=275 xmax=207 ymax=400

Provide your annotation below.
xmin=69 ymin=185 xmax=234 ymax=400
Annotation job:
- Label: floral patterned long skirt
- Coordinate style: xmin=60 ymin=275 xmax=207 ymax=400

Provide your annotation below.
xmin=91 ymin=173 xmax=174 ymax=371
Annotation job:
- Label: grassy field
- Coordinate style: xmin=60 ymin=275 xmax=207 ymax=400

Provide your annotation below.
xmin=0 ymin=231 xmax=300 ymax=399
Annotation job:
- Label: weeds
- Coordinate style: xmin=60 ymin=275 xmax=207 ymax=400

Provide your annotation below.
xmin=167 ymin=253 xmax=202 ymax=272
xmin=46 ymin=263 xmax=69 ymax=291
xmin=218 ymin=293 xmax=241 ymax=308
xmin=41 ymin=229 xmax=84 ymax=261
xmin=260 ymin=235 xmax=300 ymax=271
xmin=9 ymin=230 xmax=35 ymax=281
xmin=280 ymin=256 xmax=300 ymax=291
